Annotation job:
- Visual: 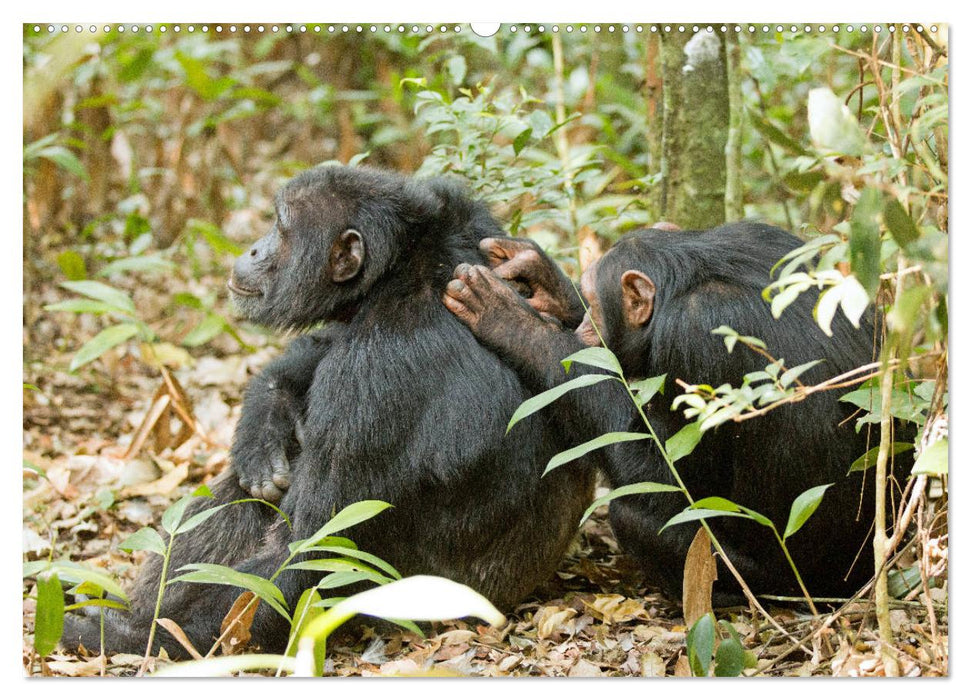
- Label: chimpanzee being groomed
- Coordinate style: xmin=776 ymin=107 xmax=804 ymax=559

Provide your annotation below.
xmin=62 ymin=166 xmax=594 ymax=656
xmin=443 ymin=223 xmax=908 ymax=604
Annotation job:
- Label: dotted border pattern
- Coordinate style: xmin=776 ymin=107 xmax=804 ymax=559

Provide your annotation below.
xmin=29 ymin=23 xmax=941 ymax=36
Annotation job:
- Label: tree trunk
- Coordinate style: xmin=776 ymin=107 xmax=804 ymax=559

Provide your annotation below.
xmin=658 ymin=30 xmax=730 ymax=229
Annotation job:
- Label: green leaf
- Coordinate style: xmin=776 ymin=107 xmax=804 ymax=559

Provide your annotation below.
xmin=849 ymin=442 xmax=913 ymax=473
xmin=176 ymin=504 xmax=230 ymax=535
xmin=686 ymin=613 xmax=715 ymax=677
xmin=783 ymin=484 xmax=833 ymax=540
xmin=187 ymin=219 xmax=243 ymax=256
xmin=887 ymin=565 xmax=924 ymax=598
xmin=24 ymin=561 xmax=128 ymax=603
xmin=814 ymin=284 xmax=842 ymax=337
xmin=691 ymin=496 xmax=742 ymax=513
xmin=770 ymin=283 xmax=805 ymax=320
xmin=913 ymin=438 xmax=948 ymax=476
xmin=838 ymin=276 xmax=870 ymax=329
xmin=779 ymin=360 xmax=822 ymax=388
xmin=38 ymin=145 xmax=89 ymax=180
xmin=181 ymin=314 xmax=227 ymax=347
xmin=119 ymin=527 xmax=167 ymax=556
xmin=301 ymin=546 xmax=401 ymax=580
xmin=849 ymin=187 xmax=884 ymax=297
xmin=34 ymin=572 xmax=65 ymax=657
xmin=69 ymin=323 xmax=141 ymax=371
xmin=883 ymin=198 xmax=920 ymax=249
xmin=287 ymin=557 xmax=391 ymax=579
xmin=286 ymin=588 xmax=323 ymax=658
xmin=60 ymin=280 xmax=136 ymax=314
xmin=64 ymin=598 xmax=127 ymax=613
xmin=99 ymin=254 xmax=177 ymax=277
xmin=507 ymin=373 xmax=615 ymax=433
xmin=44 ymin=299 xmax=127 ymax=315
xmin=579 ymin=481 xmax=681 ymax=525
xmin=665 ymin=423 xmax=702 ymax=463
xmin=446 ymin=54 xmax=467 ymax=85
xmin=170 ymin=564 xmax=289 ymax=621
xmin=749 ymin=111 xmax=811 ymax=156
xmin=315 ymin=571 xmax=375 ymax=590
xmin=57 ymin=250 xmax=87 ymax=280
xmin=560 ymin=347 xmax=622 ymax=375
xmin=161 ymin=492 xmax=210 ymax=535
xmin=388 ymin=618 xmax=424 ymax=637
xmin=660 ymin=507 xmax=749 ymax=534
xmin=630 ymin=374 xmax=666 ymax=406
xmin=714 ymin=620 xmax=754 ymax=676
xmin=543 ymin=432 xmax=650 ymax=476
xmin=291 ymin=501 xmax=393 ymax=554
xmin=513 ymin=127 xmax=532 ymax=155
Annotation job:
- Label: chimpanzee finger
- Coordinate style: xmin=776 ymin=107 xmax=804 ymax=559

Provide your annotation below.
xmin=295 ymin=419 xmax=307 ymax=449
xmin=479 ymin=237 xmax=536 ymax=267
xmin=479 ymin=237 xmax=512 ymax=266
xmin=259 ymin=481 xmax=283 ymax=503
xmin=492 ymin=256 xmax=541 ymax=284
xmin=271 ymin=450 xmax=291 ymax=490
xmin=445 ymin=278 xmax=483 ymax=311
xmin=238 ymin=475 xmax=256 ymax=497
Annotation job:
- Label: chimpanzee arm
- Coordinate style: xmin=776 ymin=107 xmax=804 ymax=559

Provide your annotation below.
xmin=231 ymin=326 xmax=338 ymax=501
xmin=443 ymin=263 xmax=631 ymax=442
xmin=479 ymin=237 xmax=587 ymax=329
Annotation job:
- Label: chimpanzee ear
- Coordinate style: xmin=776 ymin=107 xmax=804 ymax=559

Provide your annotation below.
xmin=620 ymin=269 xmax=656 ymax=327
xmin=329 ymin=229 xmax=365 ymax=283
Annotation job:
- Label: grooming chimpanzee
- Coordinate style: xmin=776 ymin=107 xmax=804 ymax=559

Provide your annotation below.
xmin=62 ymin=165 xmax=594 ymax=657
xmin=443 ymin=223 xmax=908 ymax=604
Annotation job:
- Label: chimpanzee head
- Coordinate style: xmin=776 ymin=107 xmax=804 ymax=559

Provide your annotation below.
xmin=573 ymin=233 xmax=658 ymax=371
xmin=228 ymin=165 xmax=468 ymax=330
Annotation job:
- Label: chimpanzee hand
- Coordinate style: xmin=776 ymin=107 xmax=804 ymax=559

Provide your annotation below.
xmin=231 ymin=382 xmax=305 ymax=503
xmin=444 ymin=263 xmax=562 ymax=357
xmin=479 ymin=237 xmax=587 ymax=329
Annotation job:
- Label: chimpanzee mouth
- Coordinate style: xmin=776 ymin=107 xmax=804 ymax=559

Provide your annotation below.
xmin=227 ymin=279 xmax=262 ymax=297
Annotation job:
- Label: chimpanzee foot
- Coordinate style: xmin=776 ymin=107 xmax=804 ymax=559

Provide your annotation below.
xmin=444 ymin=264 xmax=549 ymax=352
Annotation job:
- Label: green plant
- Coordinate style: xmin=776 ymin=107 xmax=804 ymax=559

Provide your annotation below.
xmin=154 ymin=575 xmax=505 ymax=677
xmin=685 ymin=613 xmax=757 ymax=677
xmin=119 ymin=496 xmax=403 ymax=666
xmin=45 ymin=248 xmax=246 ymax=371
xmin=513 ymin=341 xmax=827 ymax=617
xmin=23 ymin=559 xmax=129 ymax=659
xmin=23 ymin=133 xmax=89 ymax=182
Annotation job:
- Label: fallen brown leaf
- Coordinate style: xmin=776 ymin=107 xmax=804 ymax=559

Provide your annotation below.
xmin=120 ymin=461 xmax=188 ymax=498
xmin=583 ymin=593 xmax=647 ymax=624
xmin=682 ymin=526 xmax=716 ymax=627
xmin=220 ymin=591 xmax=259 ymax=656
xmin=156 ymin=618 xmax=203 ymax=660
xmin=533 ymin=606 xmax=578 ymax=640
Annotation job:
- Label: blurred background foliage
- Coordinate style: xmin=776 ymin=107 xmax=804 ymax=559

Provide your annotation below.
xmin=23 ymin=22 xmax=947 ymax=389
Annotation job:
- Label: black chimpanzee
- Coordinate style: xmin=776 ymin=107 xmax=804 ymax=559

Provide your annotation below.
xmin=62 ymin=165 xmax=594 ymax=656
xmin=443 ymin=222 xmax=908 ymax=604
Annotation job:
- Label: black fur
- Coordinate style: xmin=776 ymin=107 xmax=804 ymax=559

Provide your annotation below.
xmin=61 ymin=166 xmax=594 ymax=657
xmin=455 ymin=222 xmax=910 ymax=604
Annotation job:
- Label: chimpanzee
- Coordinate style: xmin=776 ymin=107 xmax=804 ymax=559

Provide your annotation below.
xmin=443 ymin=222 xmax=908 ymax=604
xmin=61 ymin=165 xmax=594 ymax=657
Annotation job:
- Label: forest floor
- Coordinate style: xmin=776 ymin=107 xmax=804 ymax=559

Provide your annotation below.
xmin=22 ymin=273 xmax=948 ymax=678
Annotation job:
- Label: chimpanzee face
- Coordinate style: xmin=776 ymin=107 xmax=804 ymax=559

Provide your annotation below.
xmin=227 ymin=166 xmax=409 ymax=331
